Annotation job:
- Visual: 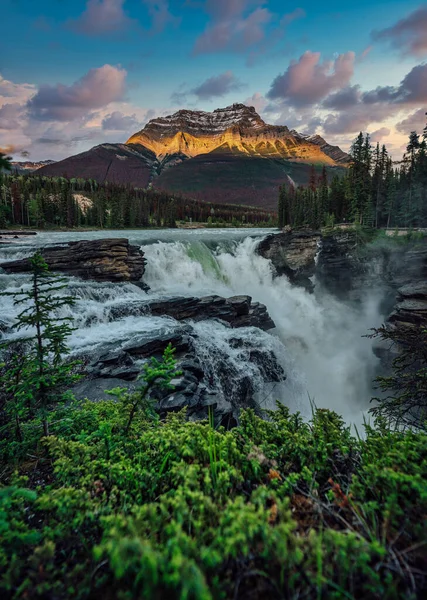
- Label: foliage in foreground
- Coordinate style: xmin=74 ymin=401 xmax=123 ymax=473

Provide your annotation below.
xmin=1 ymin=399 xmax=426 ymax=600
xmin=370 ymin=323 xmax=427 ymax=431
xmin=0 ymin=252 xmax=79 ymax=439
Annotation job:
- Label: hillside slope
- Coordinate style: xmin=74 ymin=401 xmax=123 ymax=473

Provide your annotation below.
xmin=39 ymin=104 xmax=349 ymax=208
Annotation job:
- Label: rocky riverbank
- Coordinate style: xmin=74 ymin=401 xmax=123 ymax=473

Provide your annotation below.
xmin=70 ymin=294 xmax=279 ymax=425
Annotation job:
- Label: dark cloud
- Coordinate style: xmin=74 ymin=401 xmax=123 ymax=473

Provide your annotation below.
xmin=67 ymin=0 xmax=134 ymax=36
xmin=27 ymin=65 xmax=127 ymax=121
xmin=372 ymin=6 xmax=427 ymax=57
xmin=191 ymin=71 xmax=244 ymax=100
xmin=101 ymin=110 xmax=141 ymax=130
xmin=316 ymin=63 xmax=427 ymax=135
xmin=267 ymin=51 xmax=355 ymax=107
xmin=396 ymin=108 xmax=427 ymax=134
xmin=322 ymin=85 xmax=361 ymax=110
xmin=35 ymin=135 xmax=95 ymax=147
xmin=370 ymin=127 xmax=391 ymax=143
xmin=320 ymin=102 xmax=397 ymax=135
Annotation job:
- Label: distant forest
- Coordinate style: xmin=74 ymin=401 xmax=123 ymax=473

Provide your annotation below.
xmin=279 ymin=120 xmax=427 ymax=229
xmin=0 ymin=174 xmax=276 ymax=229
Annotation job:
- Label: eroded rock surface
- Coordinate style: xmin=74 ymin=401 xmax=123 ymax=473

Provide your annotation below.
xmin=257 ymin=229 xmax=320 ymax=289
xmin=0 ymin=238 xmax=146 ymax=282
xmin=107 ymin=295 xmax=275 ymax=331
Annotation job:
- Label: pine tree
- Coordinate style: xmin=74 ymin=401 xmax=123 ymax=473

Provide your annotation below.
xmin=0 ymin=152 xmax=12 ymax=172
xmin=1 ymin=252 xmax=79 ymax=439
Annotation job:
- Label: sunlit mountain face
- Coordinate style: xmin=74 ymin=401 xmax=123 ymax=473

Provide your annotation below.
xmin=38 ymin=104 xmax=349 ymax=209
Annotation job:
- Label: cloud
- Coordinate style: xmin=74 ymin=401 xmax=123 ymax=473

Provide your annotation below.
xmin=370 ymin=127 xmax=391 ymax=143
xmin=191 ymin=71 xmax=244 ymax=100
xmin=67 ymin=0 xmax=134 ymax=36
xmin=142 ymin=0 xmax=179 ymax=33
xmin=322 ymin=85 xmax=361 ymax=110
xmin=0 ymin=103 xmax=24 ymax=130
xmin=0 ymin=69 xmax=158 ymax=160
xmin=171 ymin=71 xmax=244 ymax=103
xmin=372 ymin=6 xmax=427 ymax=57
xmin=27 ymin=65 xmax=127 ymax=121
xmin=267 ymin=51 xmax=355 ymax=107
xmin=0 ymin=76 xmax=36 ymax=103
xmin=101 ymin=110 xmax=141 ymax=130
xmin=312 ymin=62 xmax=427 ymax=135
xmin=193 ymin=0 xmax=271 ymax=54
xmin=244 ymin=92 xmax=268 ymax=113
xmin=396 ymin=108 xmax=427 ymax=134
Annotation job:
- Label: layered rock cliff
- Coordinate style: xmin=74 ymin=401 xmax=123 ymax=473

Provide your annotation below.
xmin=127 ymin=104 xmax=348 ymax=165
xmin=0 ymin=238 xmax=146 ymax=282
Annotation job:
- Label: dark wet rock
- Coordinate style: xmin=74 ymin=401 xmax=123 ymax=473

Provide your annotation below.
xmin=0 ymin=230 xmax=37 ymax=237
xmin=109 ymin=294 xmax=275 ymax=330
xmin=387 ymin=283 xmax=427 ymax=330
xmin=0 ymin=319 xmax=9 ymax=335
xmin=77 ymin=324 xmax=286 ymax=425
xmin=257 ymin=229 xmax=320 ymax=289
xmin=0 ymin=238 xmax=146 ymax=282
xmin=71 ymin=378 xmax=137 ymax=402
xmin=122 ymin=333 xmax=190 ymax=357
xmin=316 ymin=231 xmax=366 ymax=295
xmin=397 ymin=282 xmax=427 ymax=299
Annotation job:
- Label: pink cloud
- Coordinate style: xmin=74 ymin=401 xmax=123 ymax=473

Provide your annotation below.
xmin=27 ymin=65 xmax=127 ymax=121
xmin=267 ymin=51 xmax=355 ymax=107
xmin=244 ymin=92 xmax=268 ymax=113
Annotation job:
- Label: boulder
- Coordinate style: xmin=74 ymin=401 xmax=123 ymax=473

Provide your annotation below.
xmin=0 ymin=238 xmax=146 ymax=282
xmin=108 ymin=294 xmax=275 ymax=330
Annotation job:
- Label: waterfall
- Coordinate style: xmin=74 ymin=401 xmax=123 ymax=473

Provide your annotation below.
xmin=0 ymin=229 xmax=383 ymax=425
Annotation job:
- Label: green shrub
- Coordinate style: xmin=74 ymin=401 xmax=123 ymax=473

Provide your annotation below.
xmin=1 ymin=399 xmax=426 ymax=599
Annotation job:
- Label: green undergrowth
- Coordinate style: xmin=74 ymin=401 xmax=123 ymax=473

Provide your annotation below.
xmin=1 ymin=400 xmax=426 ymax=599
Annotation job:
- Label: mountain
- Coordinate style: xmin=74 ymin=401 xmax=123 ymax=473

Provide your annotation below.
xmin=36 ymin=144 xmax=156 ymax=187
xmin=11 ymin=159 xmax=56 ymax=174
xmin=38 ymin=104 xmax=349 ymax=210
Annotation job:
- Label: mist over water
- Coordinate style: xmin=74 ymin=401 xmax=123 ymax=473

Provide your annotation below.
xmin=0 ymin=229 xmax=385 ymax=426
xmin=143 ymin=236 xmax=383 ymax=423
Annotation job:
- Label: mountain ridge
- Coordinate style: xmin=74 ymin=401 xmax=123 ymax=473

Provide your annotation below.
xmin=38 ymin=104 xmax=349 ymax=210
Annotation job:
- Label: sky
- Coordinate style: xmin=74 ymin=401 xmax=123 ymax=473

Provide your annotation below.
xmin=1 ymin=0 xmax=426 ymax=161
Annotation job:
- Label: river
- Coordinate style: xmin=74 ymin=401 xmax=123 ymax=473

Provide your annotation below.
xmin=0 ymin=228 xmax=384 ymax=427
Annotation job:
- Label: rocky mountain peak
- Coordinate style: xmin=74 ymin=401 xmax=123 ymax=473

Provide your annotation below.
xmin=129 ymin=104 xmax=267 ymax=143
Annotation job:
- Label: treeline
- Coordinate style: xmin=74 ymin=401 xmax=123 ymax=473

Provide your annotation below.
xmin=278 ymin=117 xmax=427 ymax=229
xmin=0 ymin=174 xmax=276 ymax=229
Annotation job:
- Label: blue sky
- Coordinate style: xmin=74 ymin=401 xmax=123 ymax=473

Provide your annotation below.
xmin=1 ymin=0 xmax=426 ymax=160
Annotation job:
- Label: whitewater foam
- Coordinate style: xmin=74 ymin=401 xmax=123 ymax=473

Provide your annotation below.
xmin=0 ymin=229 xmax=384 ymax=426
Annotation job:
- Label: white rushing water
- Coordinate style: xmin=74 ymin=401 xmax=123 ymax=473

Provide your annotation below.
xmin=0 ymin=228 xmax=384 ymax=426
